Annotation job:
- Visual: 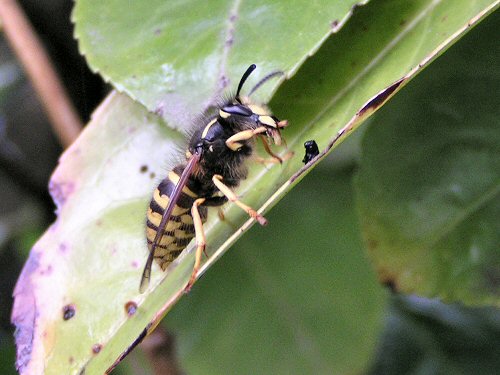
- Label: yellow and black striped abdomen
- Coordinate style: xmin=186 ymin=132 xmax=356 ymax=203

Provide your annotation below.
xmin=146 ymin=171 xmax=207 ymax=270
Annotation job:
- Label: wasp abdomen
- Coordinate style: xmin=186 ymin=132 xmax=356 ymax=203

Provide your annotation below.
xmin=146 ymin=170 xmax=207 ymax=270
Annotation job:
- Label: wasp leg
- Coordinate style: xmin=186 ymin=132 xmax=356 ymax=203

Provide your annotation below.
xmin=254 ymin=135 xmax=295 ymax=164
xmin=212 ymin=175 xmax=268 ymax=226
xmin=186 ymin=197 xmax=207 ymax=292
xmin=253 ymin=152 xmax=294 ymax=165
xmin=225 ymin=126 xmax=268 ymax=151
xmin=259 ymin=135 xmax=282 ymax=163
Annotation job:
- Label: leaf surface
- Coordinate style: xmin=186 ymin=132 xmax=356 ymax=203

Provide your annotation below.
xmin=355 ymin=12 xmax=500 ymax=304
xmin=73 ymin=0 xmax=370 ymax=127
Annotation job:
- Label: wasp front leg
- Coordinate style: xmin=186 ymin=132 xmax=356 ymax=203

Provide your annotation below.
xmin=212 ymin=175 xmax=267 ymax=225
xmin=225 ymin=126 xmax=268 ymax=151
xmin=258 ymin=135 xmax=283 ymax=163
xmin=254 ymin=135 xmax=294 ymax=165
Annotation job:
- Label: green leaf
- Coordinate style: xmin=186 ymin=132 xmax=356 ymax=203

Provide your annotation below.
xmin=12 ymin=1 xmax=498 ymax=374
xmin=354 ymin=12 xmax=500 ymax=305
xmin=73 ymin=0 xmax=370 ymax=126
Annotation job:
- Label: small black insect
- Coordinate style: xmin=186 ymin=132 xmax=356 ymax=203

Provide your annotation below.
xmin=302 ymin=140 xmax=319 ymax=164
xmin=140 ymin=64 xmax=289 ymax=293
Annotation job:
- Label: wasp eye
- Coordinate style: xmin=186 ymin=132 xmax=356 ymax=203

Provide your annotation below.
xmin=221 ymin=104 xmax=253 ymax=117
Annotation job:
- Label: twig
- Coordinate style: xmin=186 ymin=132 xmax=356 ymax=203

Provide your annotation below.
xmin=0 ymin=0 xmax=83 ymax=148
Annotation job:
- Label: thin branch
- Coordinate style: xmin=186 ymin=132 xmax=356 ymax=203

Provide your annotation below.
xmin=0 ymin=0 xmax=83 ymax=148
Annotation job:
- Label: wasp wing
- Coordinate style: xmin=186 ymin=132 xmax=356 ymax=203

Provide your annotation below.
xmin=139 ymin=152 xmax=201 ymax=293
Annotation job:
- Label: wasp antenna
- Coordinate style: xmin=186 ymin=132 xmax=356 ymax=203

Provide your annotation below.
xmin=236 ymin=64 xmax=257 ymax=101
xmin=248 ymin=70 xmax=284 ymax=97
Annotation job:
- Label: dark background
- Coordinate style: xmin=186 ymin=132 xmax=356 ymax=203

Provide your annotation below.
xmin=0 ymin=1 xmax=106 ymax=373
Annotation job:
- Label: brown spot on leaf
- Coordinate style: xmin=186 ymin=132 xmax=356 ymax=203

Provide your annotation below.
xmin=378 ymin=268 xmax=399 ymax=293
xmin=39 ymin=265 xmax=53 ymax=276
xmin=150 ymin=172 xmax=156 ymax=179
xmin=154 ymin=28 xmax=162 ymax=35
xmin=357 ymin=78 xmax=405 ymax=118
xmin=154 ymin=104 xmax=164 ymax=117
xmin=125 ymin=301 xmax=138 ymax=316
xmin=400 ymin=19 xmax=407 ymax=26
xmin=140 ymin=165 xmax=148 ymax=173
xmin=63 ymin=304 xmax=76 ymax=320
xmin=330 ymin=19 xmax=339 ymax=29
xmin=59 ymin=243 xmax=68 ymax=253
xmin=92 ymin=344 xmax=102 ymax=354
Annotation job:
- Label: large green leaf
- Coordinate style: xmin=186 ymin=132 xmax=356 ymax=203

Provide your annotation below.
xmin=73 ymin=0 xmax=370 ymax=126
xmin=355 ymin=11 xmax=500 ymax=305
xmin=12 ymin=1 xmax=498 ymax=374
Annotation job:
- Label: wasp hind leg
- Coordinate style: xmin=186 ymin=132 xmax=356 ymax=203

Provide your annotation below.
xmin=212 ymin=175 xmax=268 ymax=226
xmin=186 ymin=197 xmax=207 ymax=292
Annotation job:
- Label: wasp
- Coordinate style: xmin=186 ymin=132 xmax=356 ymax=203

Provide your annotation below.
xmin=140 ymin=64 xmax=289 ymax=293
